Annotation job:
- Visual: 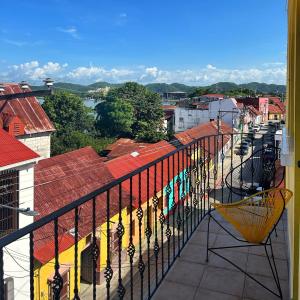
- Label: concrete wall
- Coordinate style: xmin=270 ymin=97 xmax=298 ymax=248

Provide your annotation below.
xmin=174 ymin=107 xmax=210 ymax=132
xmin=18 ymin=132 xmax=51 ymax=159
xmin=209 ymin=98 xmax=241 ymax=129
xmin=4 ymin=163 xmax=35 ymax=300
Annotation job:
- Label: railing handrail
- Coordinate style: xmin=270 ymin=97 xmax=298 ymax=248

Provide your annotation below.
xmin=0 ymin=132 xmax=276 ymax=248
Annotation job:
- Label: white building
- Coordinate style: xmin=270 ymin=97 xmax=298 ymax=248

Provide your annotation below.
xmin=208 ymin=98 xmax=241 ymax=130
xmin=0 ymin=128 xmax=40 ymax=299
xmin=174 ymin=98 xmax=241 ymax=133
xmin=174 ymin=107 xmax=210 ymax=132
xmin=0 ymin=83 xmax=55 ymax=159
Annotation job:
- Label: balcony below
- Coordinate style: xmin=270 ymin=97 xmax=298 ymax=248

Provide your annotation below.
xmin=153 ymin=211 xmax=289 ymax=300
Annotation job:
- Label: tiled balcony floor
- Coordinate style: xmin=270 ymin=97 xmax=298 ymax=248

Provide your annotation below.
xmin=153 ymin=211 xmax=289 ymax=300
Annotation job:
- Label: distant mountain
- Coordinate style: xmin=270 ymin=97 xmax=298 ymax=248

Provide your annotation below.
xmin=146 ymin=82 xmax=286 ymax=95
xmin=145 ymin=83 xmax=196 ymax=94
xmin=31 ymin=81 xmax=121 ymax=95
xmin=32 ymin=81 xmax=286 ymax=96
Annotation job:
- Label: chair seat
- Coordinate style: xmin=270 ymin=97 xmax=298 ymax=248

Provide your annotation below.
xmin=212 ymin=189 xmax=293 ymax=244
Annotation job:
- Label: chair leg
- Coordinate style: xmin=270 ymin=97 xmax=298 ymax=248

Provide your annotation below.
xmin=269 ymin=238 xmax=283 ymax=299
xmin=206 ymin=212 xmax=211 ymax=262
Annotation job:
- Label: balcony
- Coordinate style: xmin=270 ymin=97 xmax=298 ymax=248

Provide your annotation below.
xmin=0 ymin=128 xmax=289 ymax=300
xmin=153 ymin=212 xmax=289 ymax=300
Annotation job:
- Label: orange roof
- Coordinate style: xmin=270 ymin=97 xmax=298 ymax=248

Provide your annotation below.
xmin=0 ymin=128 xmax=39 ymax=168
xmin=162 ymin=105 xmax=176 ymax=110
xmin=34 ymin=146 xmax=131 ymax=263
xmin=0 ymin=83 xmax=55 ymax=134
xmin=106 ymin=138 xmax=149 ymax=159
xmin=105 ymin=141 xmax=187 ymax=207
xmin=247 ymin=105 xmax=261 ymax=116
xmin=174 ymin=121 xmax=232 ymax=157
xmin=268 ymin=104 xmax=283 ymax=114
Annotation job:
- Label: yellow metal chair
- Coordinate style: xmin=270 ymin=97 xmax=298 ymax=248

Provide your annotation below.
xmin=206 ymin=188 xmax=293 ymax=299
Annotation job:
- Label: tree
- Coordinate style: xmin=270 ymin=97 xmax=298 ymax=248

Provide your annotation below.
xmin=96 ymin=98 xmax=134 ymax=137
xmin=51 ymin=131 xmax=114 ymax=156
xmin=188 ymin=88 xmax=212 ymax=98
xmin=96 ymin=82 xmax=165 ymax=142
xmin=42 ymin=91 xmax=94 ymax=132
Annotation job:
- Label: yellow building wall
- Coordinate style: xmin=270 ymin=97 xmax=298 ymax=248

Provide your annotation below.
xmin=34 ymin=208 xmax=128 ymax=299
xmin=268 ymin=113 xmax=283 ymax=121
xmin=34 ymin=238 xmax=88 ymax=300
xmin=99 ymin=208 xmax=129 ymax=269
xmin=286 ymin=0 xmax=300 ymax=299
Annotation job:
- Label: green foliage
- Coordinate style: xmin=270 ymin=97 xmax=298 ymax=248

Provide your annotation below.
xmin=96 ymin=82 xmax=166 ymax=142
xmin=51 ymin=131 xmax=114 ymax=156
xmin=42 ymin=90 xmax=112 ymax=155
xmin=33 ymin=81 xmax=286 ymax=98
xmin=42 ymin=91 xmax=94 ymax=132
xmin=188 ymin=88 xmax=212 ymax=97
xmin=96 ymin=98 xmax=134 ymax=136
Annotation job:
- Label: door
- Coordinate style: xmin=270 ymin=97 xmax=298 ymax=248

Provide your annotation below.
xmin=81 ymin=244 xmax=93 ymax=283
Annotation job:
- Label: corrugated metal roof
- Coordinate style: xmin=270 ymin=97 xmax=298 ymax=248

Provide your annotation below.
xmin=268 ymin=104 xmax=284 ymax=114
xmin=34 ymin=146 xmax=131 ymax=263
xmin=0 ymin=83 xmax=55 ymax=134
xmin=0 ymin=128 xmax=39 ymax=167
xmin=174 ymin=121 xmax=232 ymax=157
xmin=106 ymin=138 xmax=149 ymax=159
xmin=105 ymin=141 xmax=188 ymax=207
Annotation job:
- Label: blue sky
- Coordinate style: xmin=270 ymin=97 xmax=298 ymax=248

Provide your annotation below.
xmin=0 ymin=0 xmax=287 ymax=85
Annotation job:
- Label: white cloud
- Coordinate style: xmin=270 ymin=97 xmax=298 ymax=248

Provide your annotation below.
xmin=0 ymin=61 xmax=287 ymax=85
xmin=57 ymin=26 xmax=79 ymax=39
xmin=67 ymin=66 xmax=134 ymax=82
xmin=206 ymin=64 xmax=217 ymax=70
xmin=3 ymin=61 xmax=67 ymax=81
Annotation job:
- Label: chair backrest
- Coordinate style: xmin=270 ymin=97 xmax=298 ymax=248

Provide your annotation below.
xmin=225 ymin=146 xmax=281 ymax=197
xmin=214 ymin=188 xmax=293 ymax=244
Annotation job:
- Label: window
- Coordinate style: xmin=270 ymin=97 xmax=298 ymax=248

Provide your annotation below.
xmin=4 ymin=277 xmax=14 ymax=300
xmin=0 ymin=170 xmax=19 ymax=237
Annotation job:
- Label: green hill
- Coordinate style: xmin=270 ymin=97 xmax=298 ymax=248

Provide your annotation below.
xmin=32 ymin=81 xmax=286 ymax=97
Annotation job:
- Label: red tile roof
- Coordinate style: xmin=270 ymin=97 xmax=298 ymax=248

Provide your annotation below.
xmin=247 ymin=105 xmax=261 ymax=116
xmin=0 ymin=128 xmax=39 ymax=168
xmin=202 ymin=94 xmax=224 ymax=99
xmin=106 ymin=138 xmax=149 ymax=159
xmin=174 ymin=121 xmax=232 ymax=157
xmin=106 ymin=141 xmax=186 ymax=207
xmin=162 ymin=105 xmax=176 ymax=110
xmin=268 ymin=97 xmax=285 ymax=113
xmin=268 ymin=104 xmax=283 ymax=114
xmin=0 ymin=83 xmax=55 ymax=134
xmin=34 ymin=146 xmax=131 ymax=263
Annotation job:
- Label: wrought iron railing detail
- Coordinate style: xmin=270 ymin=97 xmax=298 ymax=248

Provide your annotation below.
xmin=0 ymin=132 xmax=280 ymax=299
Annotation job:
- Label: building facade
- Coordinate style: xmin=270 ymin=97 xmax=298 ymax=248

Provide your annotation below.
xmin=0 ymin=83 xmax=55 ymax=158
xmin=0 ymin=128 xmax=39 ymax=299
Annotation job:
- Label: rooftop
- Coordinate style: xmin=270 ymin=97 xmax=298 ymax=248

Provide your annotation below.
xmin=0 ymin=127 xmax=39 ymax=168
xmin=0 ymin=83 xmax=55 ymax=135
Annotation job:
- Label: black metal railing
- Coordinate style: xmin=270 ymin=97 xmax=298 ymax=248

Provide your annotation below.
xmin=0 ymin=130 xmax=280 ymax=300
